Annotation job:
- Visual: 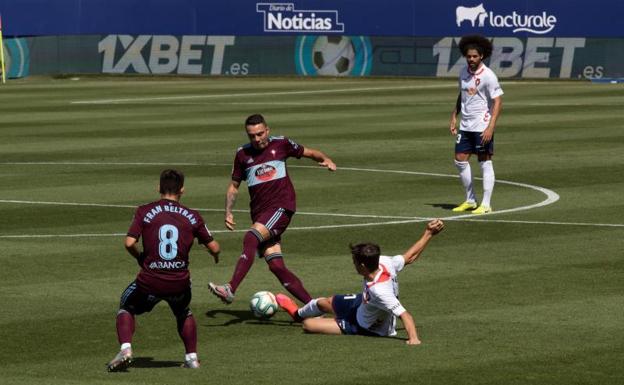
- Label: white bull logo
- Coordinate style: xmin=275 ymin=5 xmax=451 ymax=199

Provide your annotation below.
xmin=456 ymin=4 xmax=487 ymax=27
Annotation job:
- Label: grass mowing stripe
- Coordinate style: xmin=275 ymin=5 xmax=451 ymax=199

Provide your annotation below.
xmin=70 ymin=83 xmax=458 ymax=104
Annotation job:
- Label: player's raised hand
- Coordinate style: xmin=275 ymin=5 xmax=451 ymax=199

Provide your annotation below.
xmin=319 ymin=158 xmax=337 ymax=171
xmin=426 ymin=219 xmax=445 ymax=235
xmin=225 ymin=213 xmax=236 ymax=231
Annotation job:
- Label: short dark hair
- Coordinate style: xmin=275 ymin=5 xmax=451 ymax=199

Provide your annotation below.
xmin=159 ymin=169 xmax=184 ymax=195
xmin=458 ymin=34 xmax=493 ymax=60
xmin=350 ymin=242 xmax=381 ymax=272
xmin=245 ymin=114 xmax=266 ymax=126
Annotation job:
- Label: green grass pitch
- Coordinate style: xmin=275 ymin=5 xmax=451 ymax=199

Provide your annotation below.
xmin=0 ymin=76 xmax=623 ymax=385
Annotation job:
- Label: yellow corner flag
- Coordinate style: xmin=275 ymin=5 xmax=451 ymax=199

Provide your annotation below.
xmin=0 ymin=14 xmax=6 ymax=83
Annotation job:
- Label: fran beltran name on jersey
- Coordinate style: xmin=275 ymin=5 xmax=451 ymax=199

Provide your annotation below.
xmin=256 ymin=3 xmax=345 ymax=33
xmin=143 ymin=205 xmax=197 ymax=225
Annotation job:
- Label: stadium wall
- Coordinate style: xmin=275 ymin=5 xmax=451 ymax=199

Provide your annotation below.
xmin=1 ymin=0 xmax=623 ymax=79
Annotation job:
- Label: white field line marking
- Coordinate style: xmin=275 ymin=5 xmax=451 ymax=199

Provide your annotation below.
xmin=163 ymin=101 xmax=624 ymax=107
xmin=2 ymin=215 xmax=623 ymax=239
xmin=4 ymin=162 xmax=617 ymax=239
xmin=450 ymin=218 xmax=624 ymax=228
xmin=70 ymin=84 xmax=458 ymax=105
xmin=292 ymin=165 xmax=561 ymax=217
xmin=0 ymin=199 xmax=421 ymax=220
xmin=0 ymin=163 xmax=557 ymax=218
xmin=0 ymin=161 xmax=210 ymax=166
xmin=67 ymin=80 xmax=584 ymax=105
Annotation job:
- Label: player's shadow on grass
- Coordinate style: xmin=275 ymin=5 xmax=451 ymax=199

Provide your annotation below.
xmin=130 ymin=357 xmax=182 ymax=369
xmin=204 ymin=309 xmax=297 ymax=327
xmin=427 ymin=203 xmax=458 ymax=210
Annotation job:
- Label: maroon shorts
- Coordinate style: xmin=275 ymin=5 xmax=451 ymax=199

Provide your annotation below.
xmin=119 ymin=281 xmax=192 ymax=317
xmin=252 ymin=207 xmax=293 ymax=249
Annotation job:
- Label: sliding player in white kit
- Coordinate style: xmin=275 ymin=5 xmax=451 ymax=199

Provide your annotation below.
xmin=276 ymin=219 xmax=444 ymax=345
xmin=449 ymin=35 xmax=503 ymax=214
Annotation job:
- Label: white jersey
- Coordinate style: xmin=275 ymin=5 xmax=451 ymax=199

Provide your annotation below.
xmin=459 ymin=64 xmax=503 ymax=133
xmin=356 ymin=255 xmax=406 ymax=336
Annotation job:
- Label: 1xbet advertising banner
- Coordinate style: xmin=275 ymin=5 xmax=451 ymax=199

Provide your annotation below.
xmin=18 ymin=35 xmax=624 ymax=79
xmin=0 ymin=0 xmax=622 ymax=37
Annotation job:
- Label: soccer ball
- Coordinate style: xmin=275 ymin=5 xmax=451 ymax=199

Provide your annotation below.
xmin=249 ymin=291 xmax=278 ymax=319
xmin=312 ymin=36 xmax=355 ymax=76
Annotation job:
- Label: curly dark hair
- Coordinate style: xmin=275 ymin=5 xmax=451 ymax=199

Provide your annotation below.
xmin=458 ymin=34 xmax=493 ymax=59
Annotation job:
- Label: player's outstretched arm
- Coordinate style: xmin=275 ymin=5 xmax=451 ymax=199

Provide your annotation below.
xmin=302 ymin=147 xmax=336 ymax=171
xmin=402 ymin=219 xmax=445 ymax=265
xmin=204 ymin=240 xmax=220 ymax=264
xmin=224 ymin=180 xmax=240 ymax=230
xmin=399 ymin=311 xmax=421 ymax=345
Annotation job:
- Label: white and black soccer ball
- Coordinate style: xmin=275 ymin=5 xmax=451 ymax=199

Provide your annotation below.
xmin=249 ymin=291 xmax=278 ymax=319
xmin=312 ymin=36 xmax=355 ymax=76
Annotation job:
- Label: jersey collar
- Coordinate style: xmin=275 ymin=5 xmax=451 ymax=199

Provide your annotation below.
xmin=366 ymin=263 xmax=391 ymax=287
xmin=468 ymin=64 xmax=485 ymax=76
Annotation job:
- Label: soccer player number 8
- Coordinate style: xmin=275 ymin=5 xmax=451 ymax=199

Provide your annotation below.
xmin=158 ymin=224 xmax=179 ymax=260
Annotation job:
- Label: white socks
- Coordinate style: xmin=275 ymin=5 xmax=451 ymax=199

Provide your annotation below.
xmin=120 ymin=343 xmax=131 ymax=351
xmin=479 ymin=160 xmax=495 ymax=207
xmin=454 ymin=159 xmax=495 ymax=207
xmin=454 ymin=160 xmax=476 ymax=203
xmin=297 ymin=298 xmax=323 ymax=318
xmin=185 ymin=353 xmax=198 ymax=361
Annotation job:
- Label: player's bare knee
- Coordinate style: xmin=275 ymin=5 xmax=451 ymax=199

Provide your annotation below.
xmin=302 ymin=319 xmax=315 ymax=333
xmin=455 ymin=153 xmax=470 ymax=162
xmin=317 ymin=297 xmax=333 ymax=313
xmin=250 ymin=223 xmax=270 ymax=239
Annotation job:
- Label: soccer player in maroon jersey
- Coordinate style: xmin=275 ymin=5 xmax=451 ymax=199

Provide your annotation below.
xmin=209 ymin=114 xmax=336 ymax=305
xmin=107 ymin=169 xmax=220 ymax=372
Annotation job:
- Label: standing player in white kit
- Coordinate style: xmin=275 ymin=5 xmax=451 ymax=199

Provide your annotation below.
xmin=449 ymin=35 xmax=503 ymax=214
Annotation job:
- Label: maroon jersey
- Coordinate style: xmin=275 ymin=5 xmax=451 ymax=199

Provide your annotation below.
xmin=231 ymin=136 xmax=304 ymax=217
xmin=127 ymin=199 xmax=214 ymax=295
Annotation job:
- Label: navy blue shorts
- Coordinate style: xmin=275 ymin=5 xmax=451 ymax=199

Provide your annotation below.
xmin=119 ymin=281 xmax=192 ymax=318
xmin=332 ymin=294 xmax=377 ymax=336
xmin=455 ymin=130 xmax=494 ymax=155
